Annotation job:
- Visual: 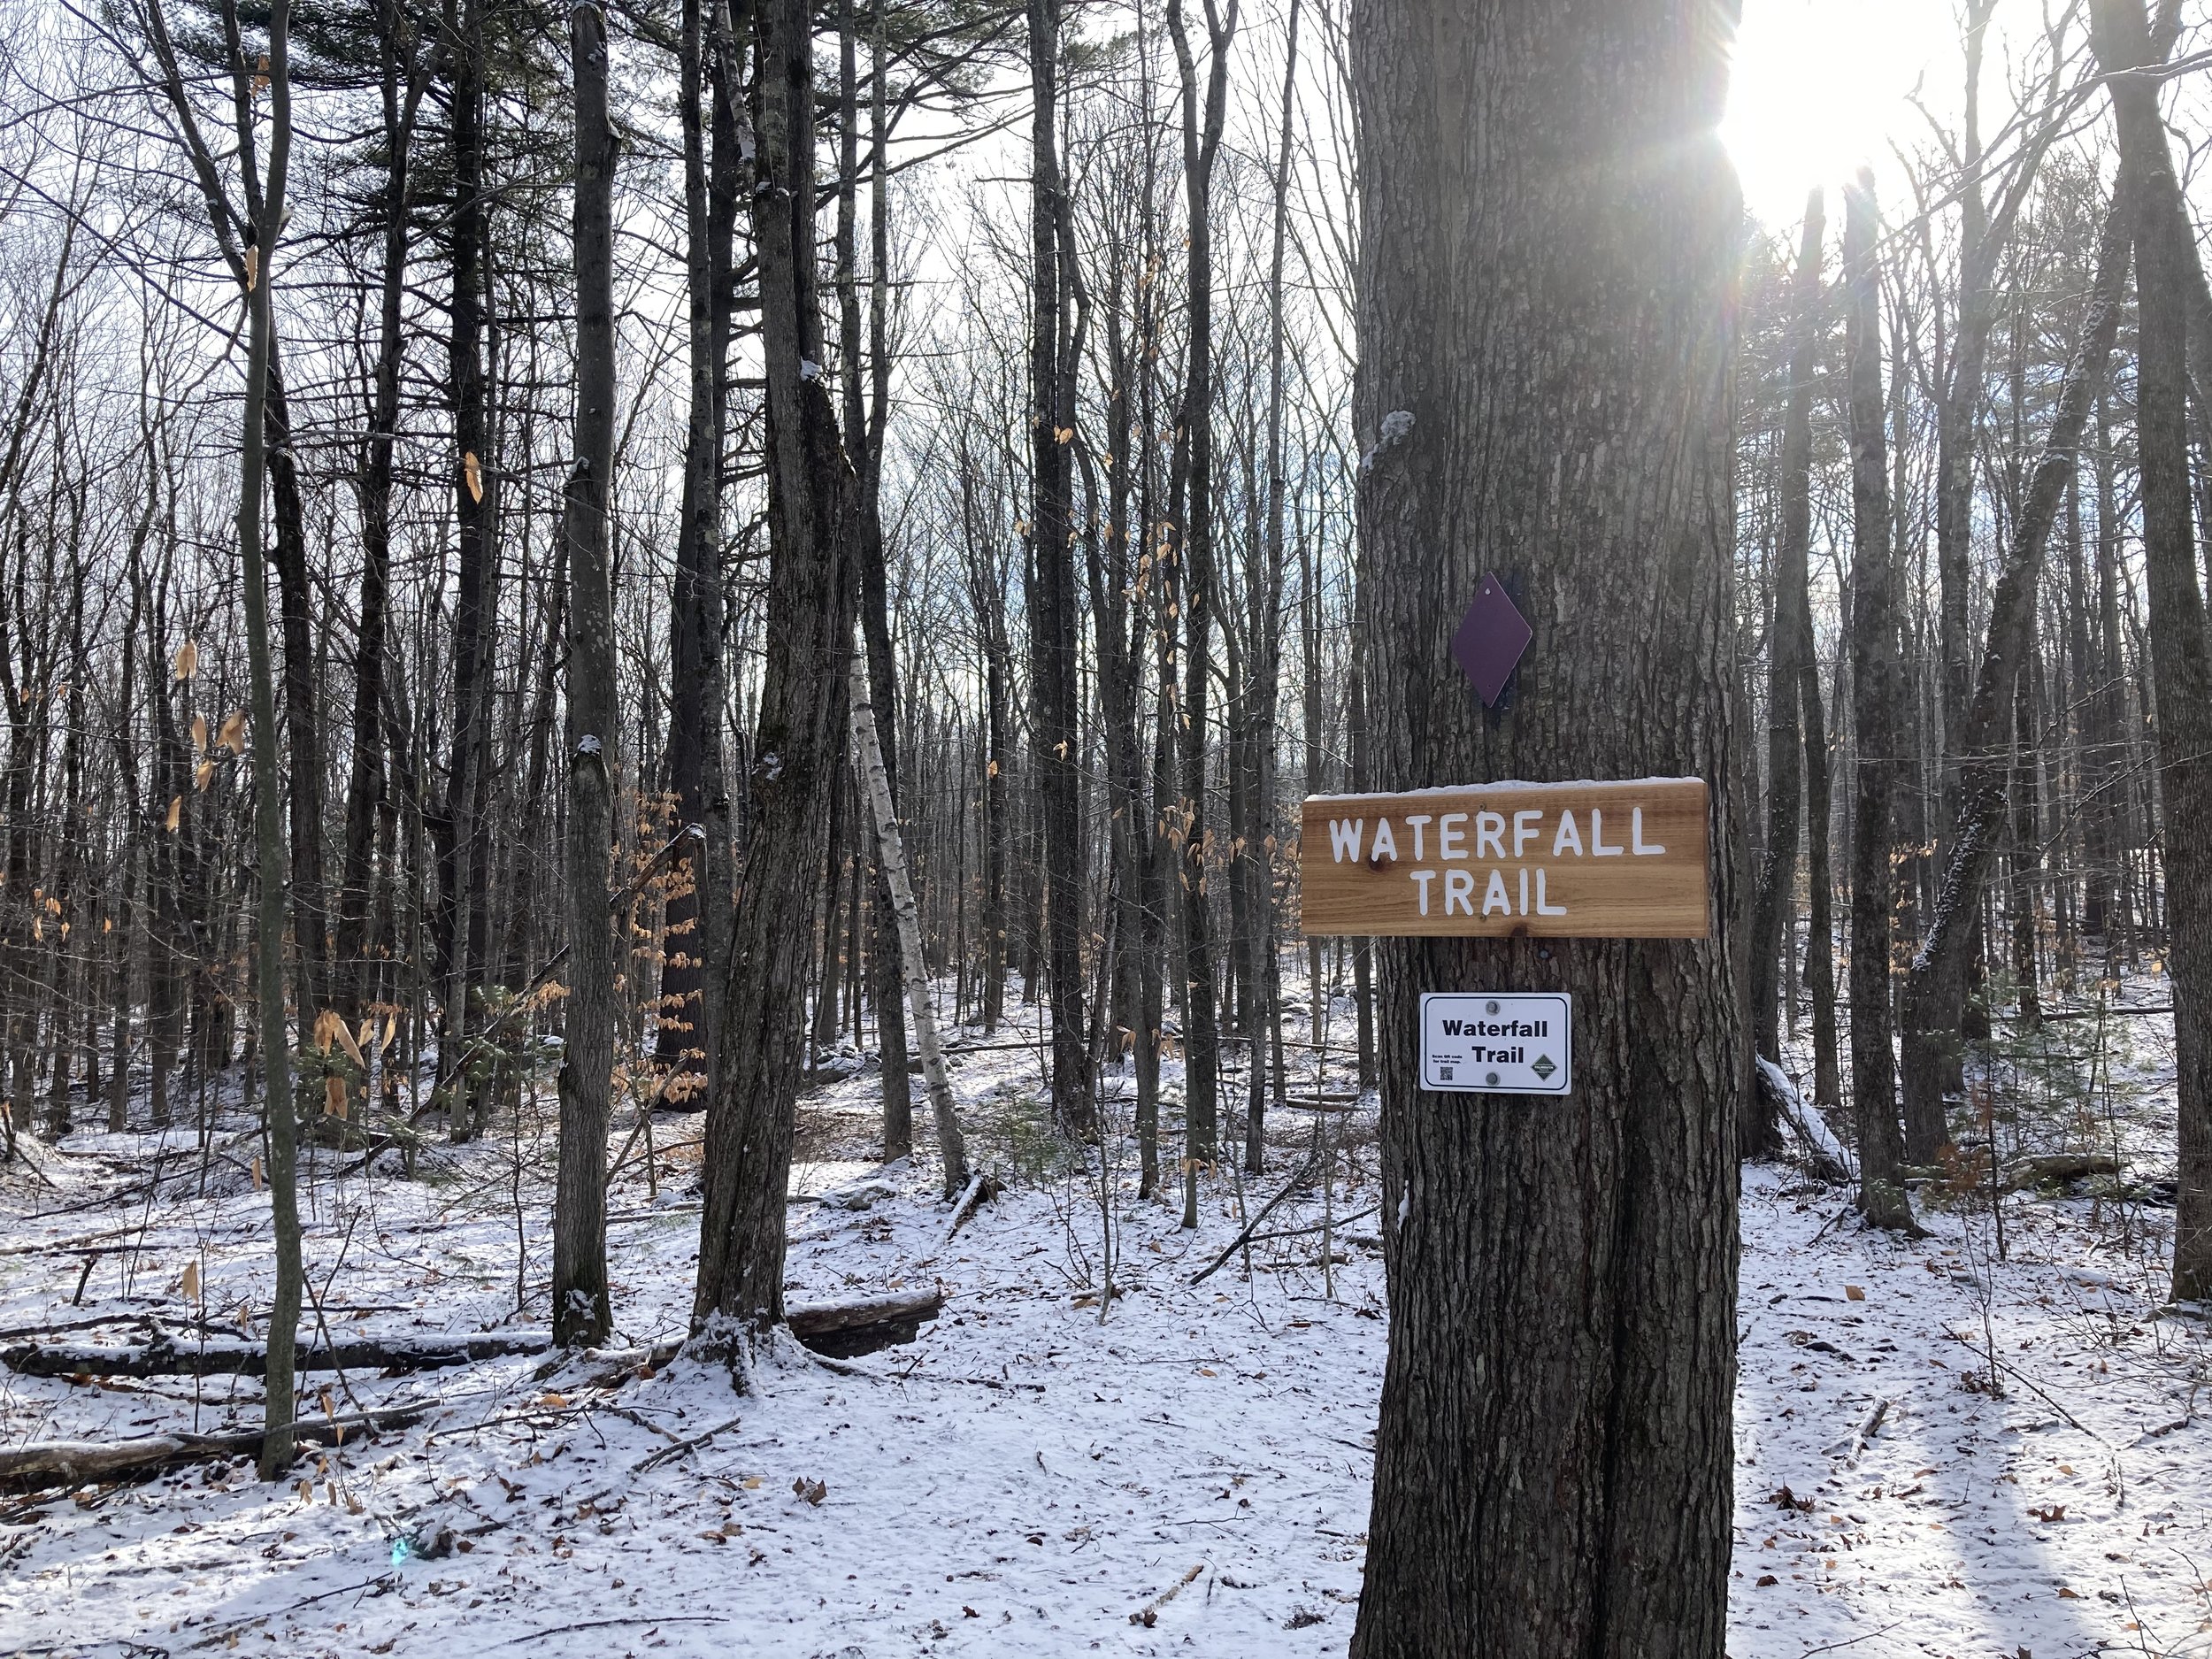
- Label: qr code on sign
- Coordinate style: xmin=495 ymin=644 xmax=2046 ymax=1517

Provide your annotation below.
xmin=1440 ymin=1066 xmax=1454 ymax=1081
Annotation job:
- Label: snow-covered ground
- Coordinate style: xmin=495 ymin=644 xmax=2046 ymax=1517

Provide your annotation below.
xmin=0 ymin=993 xmax=2204 ymax=1659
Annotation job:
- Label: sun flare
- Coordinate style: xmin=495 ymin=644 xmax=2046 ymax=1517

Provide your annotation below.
xmin=1722 ymin=0 xmax=1951 ymax=226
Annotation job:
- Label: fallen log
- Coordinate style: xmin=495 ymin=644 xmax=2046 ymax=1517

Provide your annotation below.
xmin=0 ymin=1401 xmax=433 ymax=1491
xmin=3 ymin=1329 xmax=551 ymax=1379
xmin=1755 ymin=1058 xmax=1854 ymax=1183
xmin=926 ymin=1171 xmax=1000 ymax=1257
xmin=2002 ymin=1152 xmax=2121 ymax=1191
xmin=785 ymin=1290 xmax=942 ymax=1359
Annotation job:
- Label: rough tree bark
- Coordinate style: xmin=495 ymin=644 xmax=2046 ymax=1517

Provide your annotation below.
xmin=1088 ymin=165 xmax=1156 ymax=1194
xmin=550 ymin=0 xmax=619 ymax=1350
xmin=835 ymin=0 xmax=912 ymax=1156
xmin=1165 ymin=0 xmax=1236 ymax=1228
xmin=1346 ymin=3 xmax=1743 ymax=1651
xmin=234 ymin=0 xmax=303 ymax=1482
xmin=657 ymin=0 xmax=741 ymax=1096
xmin=1799 ymin=484 xmax=1841 ymax=1110
xmin=1026 ymin=0 xmax=1090 ymax=1137
xmin=1841 ymin=173 xmax=1913 ymax=1230
xmin=1242 ymin=0 xmax=1297 ymax=1178
xmin=1934 ymin=0 xmax=2001 ymax=843
xmin=695 ymin=0 xmax=861 ymax=1356
xmin=337 ymin=4 xmax=426 ymax=1031
xmin=437 ymin=0 xmax=499 ymax=1140
xmin=2092 ymin=0 xmax=2212 ymax=1301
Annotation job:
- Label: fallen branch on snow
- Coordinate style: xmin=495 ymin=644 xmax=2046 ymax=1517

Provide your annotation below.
xmin=1755 ymin=1058 xmax=1854 ymax=1182
xmin=918 ymin=1171 xmax=999 ymax=1263
xmin=0 ymin=1401 xmax=433 ymax=1491
xmin=1189 ymin=1149 xmax=1325 ymax=1286
xmin=3 ymin=1329 xmax=551 ymax=1379
xmin=631 ymin=1412 xmax=745 ymax=1474
xmin=1841 ymin=1396 xmax=1891 ymax=1465
xmin=1130 ymin=1563 xmax=1207 ymax=1626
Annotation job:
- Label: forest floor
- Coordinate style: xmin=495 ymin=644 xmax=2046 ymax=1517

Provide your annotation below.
xmin=0 ymin=987 xmax=2205 ymax=1659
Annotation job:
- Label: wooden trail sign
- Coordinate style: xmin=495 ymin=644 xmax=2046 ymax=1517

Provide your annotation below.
xmin=1298 ymin=778 xmax=1709 ymax=939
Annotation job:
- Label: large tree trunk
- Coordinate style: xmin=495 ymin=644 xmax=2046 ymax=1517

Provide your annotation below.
xmin=695 ymin=0 xmax=861 ymax=1355
xmin=438 ymin=0 xmax=499 ymax=1141
xmin=1747 ymin=189 xmax=1824 ymax=1156
xmin=1026 ymin=0 xmax=1090 ymax=1138
xmin=236 ymin=0 xmax=303 ymax=1482
xmin=1345 ymin=4 xmax=1743 ymax=1652
xmin=834 ymin=0 xmax=912 ymax=1156
xmin=1242 ymin=0 xmax=1297 ymax=1178
xmin=1165 ymin=0 xmax=1235 ymax=1228
xmin=657 ymin=0 xmax=741 ymax=1097
xmin=2093 ymin=0 xmax=2212 ymax=1301
xmin=958 ymin=449 xmax=1010 ymax=1036
xmin=1896 ymin=190 xmax=2129 ymax=1159
xmin=550 ymin=1 xmax=620 ymax=1350
xmin=1841 ymin=174 xmax=1913 ymax=1229
xmin=1933 ymin=0 xmax=2000 ymax=850
xmin=1799 ymin=480 xmax=1841 ymax=1110
xmin=337 ymin=7 xmax=423 ymax=1032
xmin=2008 ymin=628 xmax=2043 ymax=1025
xmin=261 ymin=356 xmax=326 ymax=1033
xmin=1088 ymin=192 xmax=1157 ymax=1194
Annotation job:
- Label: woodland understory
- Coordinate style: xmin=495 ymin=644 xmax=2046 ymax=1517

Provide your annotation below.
xmin=0 ymin=970 xmax=2207 ymax=1658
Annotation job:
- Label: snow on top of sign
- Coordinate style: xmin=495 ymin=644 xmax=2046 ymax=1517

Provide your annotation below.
xmin=1303 ymin=777 xmax=1702 ymax=804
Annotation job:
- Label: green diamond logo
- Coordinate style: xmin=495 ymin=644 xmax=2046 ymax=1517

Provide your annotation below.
xmin=1531 ymin=1055 xmax=1556 ymax=1080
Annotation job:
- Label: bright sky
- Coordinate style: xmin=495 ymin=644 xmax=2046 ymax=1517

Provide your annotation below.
xmin=1722 ymin=0 xmax=1971 ymax=227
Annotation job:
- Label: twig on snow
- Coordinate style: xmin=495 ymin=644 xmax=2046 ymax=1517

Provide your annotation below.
xmin=1189 ymin=1149 xmax=1325 ymax=1286
xmin=632 ymin=1413 xmax=744 ymax=1473
xmin=1130 ymin=1562 xmax=1207 ymax=1626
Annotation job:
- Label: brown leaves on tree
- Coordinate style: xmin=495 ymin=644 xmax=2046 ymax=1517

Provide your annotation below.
xmin=311 ymin=1009 xmax=366 ymax=1069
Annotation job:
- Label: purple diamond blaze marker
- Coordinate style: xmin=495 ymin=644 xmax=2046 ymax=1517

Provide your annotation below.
xmin=1452 ymin=572 xmax=1532 ymax=708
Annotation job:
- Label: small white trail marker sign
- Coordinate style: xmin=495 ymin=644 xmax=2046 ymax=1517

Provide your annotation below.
xmin=1420 ymin=992 xmax=1571 ymax=1094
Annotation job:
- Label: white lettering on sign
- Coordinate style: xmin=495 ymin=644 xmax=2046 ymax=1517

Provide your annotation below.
xmin=1420 ymin=992 xmax=1571 ymax=1094
xmin=1327 ymin=800 xmax=1667 ymax=918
